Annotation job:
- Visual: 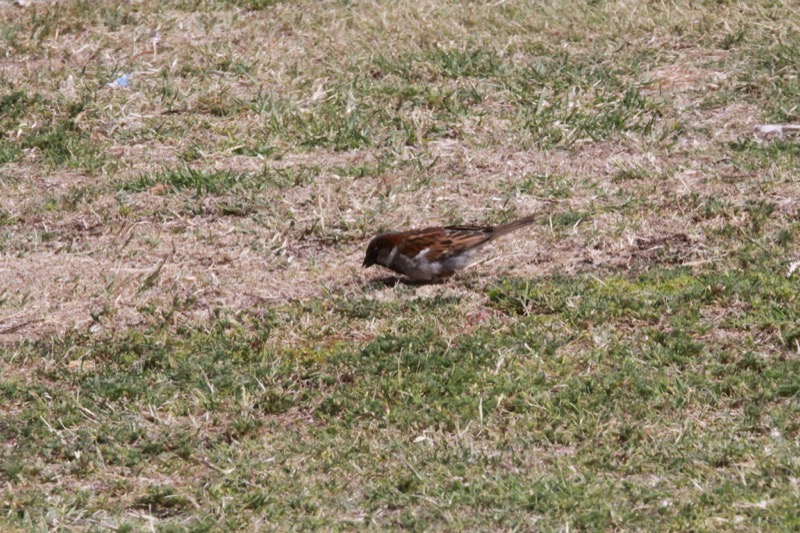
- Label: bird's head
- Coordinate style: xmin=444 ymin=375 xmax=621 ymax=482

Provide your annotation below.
xmin=362 ymin=233 xmax=399 ymax=268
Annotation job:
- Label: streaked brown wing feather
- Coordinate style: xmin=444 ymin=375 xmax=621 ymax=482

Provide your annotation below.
xmin=441 ymin=228 xmax=495 ymax=258
xmin=431 ymin=226 xmax=496 ymax=261
xmin=443 ymin=225 xmax=493 ymax=232
xmin=398 ymin=228 xmax=446 ymax=259
xmin=396 ymin=226 xmax=491 ymax=263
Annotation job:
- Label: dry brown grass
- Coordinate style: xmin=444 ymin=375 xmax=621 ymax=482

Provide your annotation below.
xmin=0 ymin=138 xmax=723 ymax=341
xmin=4 ymin=0 xmax=797 ymax=343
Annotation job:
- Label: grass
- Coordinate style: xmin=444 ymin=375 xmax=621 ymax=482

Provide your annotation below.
xmin=119 ymin=165 xmax=321 ymax=195
xmin=4 ymin=264 xmax=800 ymax=530
xmin=0 ymin=91 xmax=105 ymax=171
xmin=2 ymin=0 xmax=800 ymax=530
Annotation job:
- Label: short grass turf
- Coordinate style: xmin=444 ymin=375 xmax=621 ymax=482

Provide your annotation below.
xmin=2 ymin=0 xmax=800 ymax=530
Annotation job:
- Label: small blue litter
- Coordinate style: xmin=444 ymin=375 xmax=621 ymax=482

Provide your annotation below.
xmin=107 ymin=74 xmax=131 ymax=89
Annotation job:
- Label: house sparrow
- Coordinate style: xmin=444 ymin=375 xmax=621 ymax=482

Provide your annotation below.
xmin=362 ymin=214 xmax=537 ymax=281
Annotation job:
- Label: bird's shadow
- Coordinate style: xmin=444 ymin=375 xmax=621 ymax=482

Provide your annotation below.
xmin=368 ymin=276 xmax=449 ymax=288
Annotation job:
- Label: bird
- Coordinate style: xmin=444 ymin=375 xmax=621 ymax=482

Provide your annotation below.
xmin=362 ymin=214 xmax=537 ymax=281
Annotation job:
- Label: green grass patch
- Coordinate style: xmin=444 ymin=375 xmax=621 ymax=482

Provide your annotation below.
xmin=0 ymin=90 xmax=104 ymax=171
xmin=740 ymin=30 xmax=800 ymax=122
xmin=487 ymin=267 xmax=799 ymax=329
xmin=119 ymin=165 xmax=321 ymax=195
xmin=247 ymin=87 xmax=372 ymax=151
xmin=3 ymin=264 xmax=800 ymax=529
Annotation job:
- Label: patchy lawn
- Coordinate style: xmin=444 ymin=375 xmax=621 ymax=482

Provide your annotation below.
xmin=1 ymin=0 xmax=799 ymax=530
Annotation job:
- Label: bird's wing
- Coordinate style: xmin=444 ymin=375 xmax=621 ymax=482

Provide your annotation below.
xmin=399 ymin=226 xmax=495 ymax=263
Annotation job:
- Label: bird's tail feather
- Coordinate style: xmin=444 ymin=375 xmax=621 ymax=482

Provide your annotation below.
xmin=494 ymin=213 xmax=538 ymax=236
